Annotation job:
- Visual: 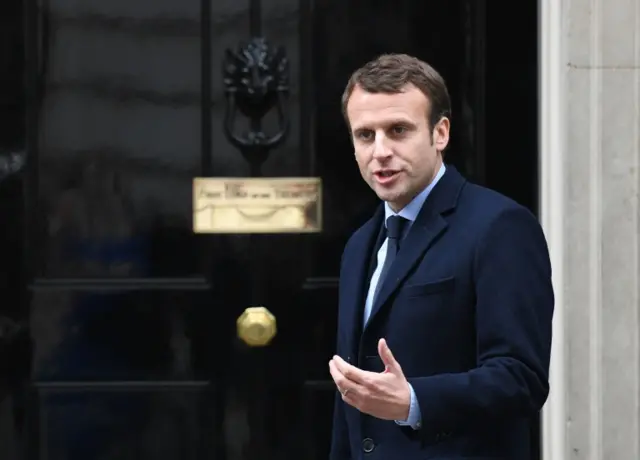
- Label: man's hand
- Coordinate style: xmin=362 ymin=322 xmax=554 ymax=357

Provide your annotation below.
xmin=329 ymin=338 xmax=411 ymax=421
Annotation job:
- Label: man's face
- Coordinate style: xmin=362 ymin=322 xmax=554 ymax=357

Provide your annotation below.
xmin=347 ymin=84 xmax=450 ymax=212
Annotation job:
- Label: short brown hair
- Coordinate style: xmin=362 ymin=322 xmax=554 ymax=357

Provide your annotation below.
xmin=341 ymin=53 xmax=451 ymax=133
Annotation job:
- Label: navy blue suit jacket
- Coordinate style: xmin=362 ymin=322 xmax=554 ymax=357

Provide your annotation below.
xmin=330 ymin=166 xmax=554 ymax=460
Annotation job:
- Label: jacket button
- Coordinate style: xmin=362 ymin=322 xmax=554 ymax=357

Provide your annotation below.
xmin=362 ymin=437 xmax=375 ymax=453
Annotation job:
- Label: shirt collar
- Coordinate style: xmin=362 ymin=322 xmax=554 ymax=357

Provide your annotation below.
xmin=384 ymin=162 xmax=446 ymax=224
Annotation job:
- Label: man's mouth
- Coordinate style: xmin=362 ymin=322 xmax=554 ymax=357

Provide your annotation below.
xmin=374 ymin=170 xmax=399 ymax=178
xmin=373 ymin=170 xmax=401 ymax=185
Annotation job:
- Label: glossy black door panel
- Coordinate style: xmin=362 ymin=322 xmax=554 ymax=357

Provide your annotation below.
xmin=29 ymin=289 xmax=214 ymax=382
xmin=32 ymin=382 xmax=210 ymax=460
xmin=25 ymin=286 xmax=222 ymax=459
xmin=31 ymin=0 xmax=207 ymax=281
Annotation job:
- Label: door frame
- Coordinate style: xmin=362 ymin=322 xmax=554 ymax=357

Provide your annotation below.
xmin=539 ymin=0 xmax=567 ymax=459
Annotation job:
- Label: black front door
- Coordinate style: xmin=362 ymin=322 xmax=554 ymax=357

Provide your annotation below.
xmin=1 ymin=0 xmax=493 ymax=459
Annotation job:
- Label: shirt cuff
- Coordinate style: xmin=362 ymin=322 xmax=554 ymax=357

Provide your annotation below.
xmin=394 ymin=383 xmax=422 ymax=429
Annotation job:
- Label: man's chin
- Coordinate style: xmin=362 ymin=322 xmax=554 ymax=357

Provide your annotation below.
xmin=377 ymin=184 xmax=421 ymax=208
xmin=374 ymin=189 xmax=396 ymax=202
xmin=375 ymin=190 xmax=405 ymax=208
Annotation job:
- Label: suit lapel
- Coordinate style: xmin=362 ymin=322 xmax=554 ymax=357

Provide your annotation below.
xmin=340 ymin=204 xmax=384 ymax=355
xmin=365 ymin=215 xmax=447 ymax=326
xmin=363 ymin=165 xmax=466 ymax=333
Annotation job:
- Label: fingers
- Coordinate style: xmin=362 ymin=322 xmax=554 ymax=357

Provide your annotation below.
xmin=328 ymin=354 xmax=394 ymax=402
xmin=378 ymin=338 xmax=400 ymax=373
xmin=328 ymin=359 xmax=344 ymax=386
xmin=329 ymin=349 xmax=408 ymax=419
xmin=331 ymin=355 xmax=369 ymax=384
xmin=329 ymin=359 xmax=363 ymax=399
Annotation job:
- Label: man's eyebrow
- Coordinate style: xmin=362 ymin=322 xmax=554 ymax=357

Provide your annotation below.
xmin=352 ymin=118 xmax=415 ymax=131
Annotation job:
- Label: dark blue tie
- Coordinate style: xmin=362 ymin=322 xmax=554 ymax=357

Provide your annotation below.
xmin=373 ymin=215 xmax=408 ymax=302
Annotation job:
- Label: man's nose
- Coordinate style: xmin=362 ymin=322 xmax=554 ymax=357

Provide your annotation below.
xmin=372 ymin=135 xmax=392 ymax=159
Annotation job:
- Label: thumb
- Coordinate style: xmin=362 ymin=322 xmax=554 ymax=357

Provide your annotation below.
xmin=378 ymin=338 xmax=400 ymax=373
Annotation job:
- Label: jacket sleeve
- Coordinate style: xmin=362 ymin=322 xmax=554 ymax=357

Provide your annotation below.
xmin=329 ymin=389 xmax=351 ymax=460
xmin=407 ymin=205 xmax=554 ymax=436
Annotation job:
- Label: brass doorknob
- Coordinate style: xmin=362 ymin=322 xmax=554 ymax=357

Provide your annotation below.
xmin=237 ymin=306 xmax=277 ymax=347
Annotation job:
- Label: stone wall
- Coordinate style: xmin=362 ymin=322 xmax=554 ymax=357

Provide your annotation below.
xmin=541 ymin=0 xmax=640 ymax=458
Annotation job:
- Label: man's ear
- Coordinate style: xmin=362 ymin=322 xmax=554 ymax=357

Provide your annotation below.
xmin=432 ymin=117 xmax=450 ymax=151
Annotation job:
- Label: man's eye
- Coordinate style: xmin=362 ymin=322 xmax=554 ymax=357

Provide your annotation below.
xmin=391 ymin=125 xmax=407 ymax=135
xmin=357 ymin=131 xmax=373 ymax=140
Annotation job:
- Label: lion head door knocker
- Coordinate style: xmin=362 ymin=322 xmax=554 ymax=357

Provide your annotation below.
xmin=223 ymin=37 xmax=290 ymax=171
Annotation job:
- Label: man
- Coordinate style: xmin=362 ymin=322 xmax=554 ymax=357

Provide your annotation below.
xmin=328 ymin=54 xmax=554 ymax=460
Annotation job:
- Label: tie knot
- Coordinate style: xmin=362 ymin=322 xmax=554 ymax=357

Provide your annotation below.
xmin=386 ymin=215 xmax=407 ymax=240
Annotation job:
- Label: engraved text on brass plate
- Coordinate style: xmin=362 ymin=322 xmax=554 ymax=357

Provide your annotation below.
xmin=193 ymin=177 xmax=322 ymax=233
